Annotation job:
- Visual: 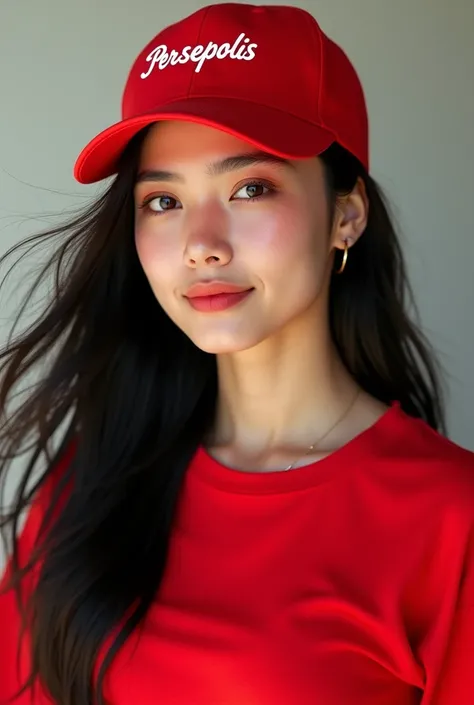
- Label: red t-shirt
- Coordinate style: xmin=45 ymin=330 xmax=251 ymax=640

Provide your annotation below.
xmin=1 ymin=403 xmax=474 ymax=704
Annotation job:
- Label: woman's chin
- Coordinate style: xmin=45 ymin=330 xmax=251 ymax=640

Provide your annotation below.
xmin=187 ymin=328 xmax=267 ymax=356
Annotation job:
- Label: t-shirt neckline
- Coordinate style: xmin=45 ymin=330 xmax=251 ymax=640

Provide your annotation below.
xmin=189 ymin=401 xmax=403 ymax=495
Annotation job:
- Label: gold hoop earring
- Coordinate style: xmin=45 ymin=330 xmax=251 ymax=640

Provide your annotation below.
xmin=335 ymin=240 xmax=350 ymax=274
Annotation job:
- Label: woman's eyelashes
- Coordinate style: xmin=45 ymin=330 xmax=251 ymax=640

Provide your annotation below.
xmin=138 ymin=193 xmax=181 ymax=215
xmin=231 ymin=179 xmax=276 ymax=202
xmin=137 ymin=179 xmax=278 ymax=216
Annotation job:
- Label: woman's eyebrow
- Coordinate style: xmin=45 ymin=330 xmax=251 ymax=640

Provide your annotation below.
xmin=135 ymin=151 xmax=295 ymax=184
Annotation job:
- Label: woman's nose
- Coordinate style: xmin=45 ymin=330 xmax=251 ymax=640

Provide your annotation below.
xmin=183 ymin=205 xmax=233 ymax=269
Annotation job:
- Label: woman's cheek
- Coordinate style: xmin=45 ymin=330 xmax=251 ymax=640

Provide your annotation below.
xmin=237 ymin=207 xmax=314 ymax=264
xmin=135 ymin=223 xmax=178 ymax=277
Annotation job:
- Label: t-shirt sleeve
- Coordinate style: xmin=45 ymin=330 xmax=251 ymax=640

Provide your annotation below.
xmin=0 ymin=481 xmax=52 ymax=703
xmin=0 ymin=445 xmax=75 ymax=704
xmin=429 ymin=525 xmax=474 ymax=704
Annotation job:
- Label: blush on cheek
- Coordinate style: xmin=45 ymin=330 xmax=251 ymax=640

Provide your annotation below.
xmin=135 ymin=225 xmax=171 ymax=272
xmin=251 ymin=208 xmax=316 ymax=261
xmin=134 ymin=226 xmax=183 ymax=315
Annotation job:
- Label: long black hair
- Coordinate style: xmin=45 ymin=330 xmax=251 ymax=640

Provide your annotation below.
xmin=0 ymin=126 xmax=445 ymax=705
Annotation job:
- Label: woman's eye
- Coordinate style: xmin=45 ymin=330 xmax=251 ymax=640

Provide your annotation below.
xmin=139 ymin=181 xmax=273 ymax=214
xmin=143 ymin=195 xmax=181 ymax=213
xmin=232 ymin=182 xmax=270 ymax=200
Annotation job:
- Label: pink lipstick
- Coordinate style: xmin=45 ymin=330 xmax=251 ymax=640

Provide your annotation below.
xmin=184 ymin=281 xmax=254 ymax=312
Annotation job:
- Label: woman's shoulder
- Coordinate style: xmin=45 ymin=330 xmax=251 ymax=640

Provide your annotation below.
xmin=392 ymin=402 xmax=473 ymax=458
xmin=369 ymin=402 xmax=474 ymax=517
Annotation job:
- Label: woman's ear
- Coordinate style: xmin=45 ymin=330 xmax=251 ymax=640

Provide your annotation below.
xmin=330 ymin=176 xmax=369 ymax=252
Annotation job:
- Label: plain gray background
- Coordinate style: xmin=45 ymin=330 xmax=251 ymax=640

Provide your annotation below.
xmin=0 ymin=0 xmax=473 ymax=462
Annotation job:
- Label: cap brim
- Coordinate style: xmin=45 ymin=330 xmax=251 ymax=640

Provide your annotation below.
xmin=73 ymin=96 xmax=335 ymax=184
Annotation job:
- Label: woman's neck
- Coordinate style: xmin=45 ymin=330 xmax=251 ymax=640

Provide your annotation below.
xmin=208 ymin=309 xmax=361 ymax=462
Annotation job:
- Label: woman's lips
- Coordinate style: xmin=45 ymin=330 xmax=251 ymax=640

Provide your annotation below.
xmin=185 ymin=289 xmax=254 ymax=312
xmin=184 ymin=281 xmax=254 ymax=312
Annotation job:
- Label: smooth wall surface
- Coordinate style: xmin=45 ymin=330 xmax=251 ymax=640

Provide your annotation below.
xmin=0 ymin=0 xmax=473 ymax=454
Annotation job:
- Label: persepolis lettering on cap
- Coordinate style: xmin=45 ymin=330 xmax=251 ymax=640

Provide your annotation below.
xmin=141 ymin=33 xmax=258 ymax=77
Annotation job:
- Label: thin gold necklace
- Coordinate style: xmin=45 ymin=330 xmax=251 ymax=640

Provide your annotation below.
xmin=283 ymin=388 xmax=361 ymax=471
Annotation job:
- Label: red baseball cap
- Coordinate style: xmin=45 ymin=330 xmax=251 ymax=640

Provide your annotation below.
xmin=74 ymin=3 xmax=369 ymax=184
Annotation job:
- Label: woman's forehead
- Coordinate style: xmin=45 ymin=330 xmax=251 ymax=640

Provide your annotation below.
xmin=138 ymin=120 xmax=321 ymax=180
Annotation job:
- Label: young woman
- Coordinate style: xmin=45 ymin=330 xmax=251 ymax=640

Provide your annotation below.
xmin=1 ymin=3 xmax=473 ymax=704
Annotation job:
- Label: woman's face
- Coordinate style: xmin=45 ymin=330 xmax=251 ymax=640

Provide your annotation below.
xmin=134 ymin=121 xmax=348 ymax=354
